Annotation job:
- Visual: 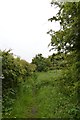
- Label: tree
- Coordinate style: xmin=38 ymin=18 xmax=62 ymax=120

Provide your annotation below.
xmin=48 ymin=2 xmax=80 ymax=54
xmin=48 ymin=1 xmax=80 ymax=118
xmin=32 ymin=54 xmax=49 ymax=72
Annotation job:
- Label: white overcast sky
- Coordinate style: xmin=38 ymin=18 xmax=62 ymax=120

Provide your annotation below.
xmin=0 ymin=0 xmax=60 ymax=62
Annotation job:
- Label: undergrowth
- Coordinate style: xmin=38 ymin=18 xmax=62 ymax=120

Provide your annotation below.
xmin=2 ymin=70 xmax=79 ymax=118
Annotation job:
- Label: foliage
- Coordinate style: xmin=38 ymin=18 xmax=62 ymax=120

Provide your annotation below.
xmin=32 ymin=54 xmax=52 ymax=72
xmin=7 ymin=70 xmax=80 ymax=118
xmin=0 ymin=50 xmax=2 ymax=76
xmin=49 ymin=53 xmax=66 ymax=69
xmin=48 ymin=1 xmax=80 ymax=118
xmin=48 ymin=2 xmax=80 ymax=53
xmin=1 ymin=1 xmax=80 ymax=119
xmin=2 ymin=49 xmax=36 ymax=117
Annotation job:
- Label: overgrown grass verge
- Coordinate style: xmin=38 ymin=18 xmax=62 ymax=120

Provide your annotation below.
xmin=2 ymin=70 xmax=79 ymax=118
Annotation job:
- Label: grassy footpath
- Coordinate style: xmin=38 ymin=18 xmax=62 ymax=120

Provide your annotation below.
xmin=7 ymin=70 xmax=75 ymax=118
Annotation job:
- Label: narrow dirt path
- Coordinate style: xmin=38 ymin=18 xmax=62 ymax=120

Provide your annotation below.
xmin=30 ymin=87 xmax=38 ymax=118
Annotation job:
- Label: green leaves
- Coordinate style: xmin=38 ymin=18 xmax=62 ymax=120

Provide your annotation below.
xmin=32 ymin=54 xmax=50 ymax=72
xmin=49 ymin=2 xmax=80 ymax=54
xmin=2 ymin=49 xmax=36 ymax=117
xmin=48 ymin=2 xmax=80 ymax=118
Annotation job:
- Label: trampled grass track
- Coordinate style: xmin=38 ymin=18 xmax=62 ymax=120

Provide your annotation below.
xmin=7 ymin=70 xmax=75 ymax=118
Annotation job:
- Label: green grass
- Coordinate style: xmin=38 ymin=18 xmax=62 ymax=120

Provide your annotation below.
xmin=3 ymin=70 xmax=77 ymax=118
xmin=0 ymin=101 xmax=2 ymax=119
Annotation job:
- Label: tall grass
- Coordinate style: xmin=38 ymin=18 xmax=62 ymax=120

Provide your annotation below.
xmin=3 ymin=70 xmax=79 ymax=118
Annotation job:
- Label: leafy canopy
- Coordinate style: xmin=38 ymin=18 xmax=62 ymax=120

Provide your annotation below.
xmin=48 ymin=2 xmax=80 ymax=54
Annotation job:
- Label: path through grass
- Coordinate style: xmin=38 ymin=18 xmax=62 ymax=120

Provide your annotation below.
xmin=7 ymin=70 xmax=75 ymax=118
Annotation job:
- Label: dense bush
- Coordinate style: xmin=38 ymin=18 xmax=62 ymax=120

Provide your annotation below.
xmin=2 ymin=49 xmax=36 ymax=117
xmin=32 ymin=54 xmax=52 ymax=72
xmin=48 ymin=1 xmax=80 ymax=118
